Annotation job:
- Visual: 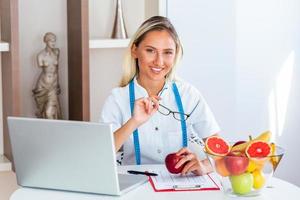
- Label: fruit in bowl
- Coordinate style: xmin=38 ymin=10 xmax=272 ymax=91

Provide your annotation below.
xmin=224 ymin=152 xmax=249 ymax=175
xmin=230 ymin=172 xmax=253 ymax=195
xmin=204 ymin=131 xmax=284 ymax=197
xmin=205 ymin=136 xmax=231 ymax=156
xmin=232 ymin=140 xmax=246 ymax=147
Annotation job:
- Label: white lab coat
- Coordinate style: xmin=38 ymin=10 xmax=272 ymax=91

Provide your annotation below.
xmin=100 ymin=77 xmax=220 ymax=165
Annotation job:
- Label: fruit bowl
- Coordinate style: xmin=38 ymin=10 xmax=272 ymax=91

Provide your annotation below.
xmin=205 ymin=145 xmax=284 ymax=197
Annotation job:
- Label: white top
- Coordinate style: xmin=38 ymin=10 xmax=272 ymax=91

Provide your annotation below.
xmin=100 ymin=78 xmax=220 ymax=165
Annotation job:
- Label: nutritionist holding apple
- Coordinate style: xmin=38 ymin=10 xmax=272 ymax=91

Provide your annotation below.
xmin=100 ymin=16 xmax=220 ymax=176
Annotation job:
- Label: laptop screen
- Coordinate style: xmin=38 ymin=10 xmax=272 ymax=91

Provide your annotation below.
xmin=8 ymin=117 xmax=122 ymax=195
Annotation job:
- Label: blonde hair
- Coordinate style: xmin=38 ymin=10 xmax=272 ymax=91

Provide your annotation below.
xmin=119 ymin=16 xmax=183 ymax=87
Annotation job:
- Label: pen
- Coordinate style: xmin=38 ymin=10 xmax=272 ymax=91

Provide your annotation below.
xmin=173 ymin=184 xmax=202 ymax=190
xmin=127 ymin=170 xmax=158 ymax=176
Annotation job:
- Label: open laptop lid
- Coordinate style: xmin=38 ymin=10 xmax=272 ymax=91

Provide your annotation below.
xmin=8 ymin=117 xmax=121 ymax=195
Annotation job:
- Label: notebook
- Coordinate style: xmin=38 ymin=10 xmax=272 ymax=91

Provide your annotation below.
xmin=7 ymin=117 xmax=148 ymax=195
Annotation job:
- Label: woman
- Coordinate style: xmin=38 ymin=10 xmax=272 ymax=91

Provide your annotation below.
xmin=33 ymin=32 xmax=62 ymax=119
xmin=101 ymin=16 xmax=220 ymax=175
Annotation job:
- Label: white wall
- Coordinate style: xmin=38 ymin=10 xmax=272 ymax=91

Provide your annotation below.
xmin=19 ymin=0 xmax=68 ymax=119
xmin=167 ymin=0 xmax=300 ymax=186
xmin=167 ymin=0 xmax=237 ymax=139
xmin=235 ymin=0 xmax=300 ymax=186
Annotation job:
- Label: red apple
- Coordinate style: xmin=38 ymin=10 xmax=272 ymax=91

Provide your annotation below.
xmin=224 ymin=152 xmax=249 ymax=176
xmin=165 ymin=153 xmax=185 ymax=174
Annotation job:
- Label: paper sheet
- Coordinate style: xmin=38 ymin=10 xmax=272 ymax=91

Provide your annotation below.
xmin=148 ymin=165 xmax=220 ymax=191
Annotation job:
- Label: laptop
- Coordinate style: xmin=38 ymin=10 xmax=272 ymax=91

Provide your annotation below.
xmin=7 ymin=117 xmax=148 ymax=195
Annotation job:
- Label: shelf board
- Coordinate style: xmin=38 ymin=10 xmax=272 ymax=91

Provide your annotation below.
xmin=0 ymin=155 xmax=12 ymax=171
xmin=89 ymin=38 xmax=130 ymax=49
xmin=0 ymin=41 xmax=10 ymax=52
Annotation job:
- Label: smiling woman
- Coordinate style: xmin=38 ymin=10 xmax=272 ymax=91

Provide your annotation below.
xmin=131 ymin=30 xmax=176 ymax=88
xmin=100 ymin=16 xmax=220 ymax=176
xmin=120 ymin=16 xmax=183 ymax=88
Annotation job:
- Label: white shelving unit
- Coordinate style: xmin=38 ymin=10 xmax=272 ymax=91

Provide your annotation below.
xmin=0 ymin=40 xmax=12 ymax=170
xmin=89 ymin=38 xmax=130 ymax=49
xmin=0 ymin=41 xmax=9 ymax=52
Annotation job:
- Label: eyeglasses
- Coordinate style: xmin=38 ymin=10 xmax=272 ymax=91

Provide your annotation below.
xmin=158 ymin=100 xmax=200 ymax=121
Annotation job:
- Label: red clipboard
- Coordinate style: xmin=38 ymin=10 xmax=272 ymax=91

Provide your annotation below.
xmin=148 ymin=173 xmax=220 ymax=192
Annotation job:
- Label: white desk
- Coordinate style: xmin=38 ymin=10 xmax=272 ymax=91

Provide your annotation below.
xmin=10 ymin=165 xmax=300 ymax=200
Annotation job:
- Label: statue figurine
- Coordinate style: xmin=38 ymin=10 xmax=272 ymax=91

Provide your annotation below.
xmin=32 ymin=32 xmax=62 ymax=119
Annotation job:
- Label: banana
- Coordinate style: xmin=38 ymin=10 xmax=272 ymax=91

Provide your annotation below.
xmin=256 ymin=130 xmax=272 ymax=142
xmin=270 ymin=142 xmax=280 ymax=170
xmin=231 ymin=131 xmax=271 ymax=152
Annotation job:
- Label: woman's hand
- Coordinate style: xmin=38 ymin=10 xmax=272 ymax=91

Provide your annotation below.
xmin=174 ymin=147 xmax=213 ymax=176
xmin=113 ymin=95 xmax=160 ymax=152
xmin=131 ymin=95 xmax=160 ymax=127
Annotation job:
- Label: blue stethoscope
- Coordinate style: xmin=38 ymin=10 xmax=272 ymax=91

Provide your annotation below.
xmin=129 ymin=80 xmax=187 ymax=165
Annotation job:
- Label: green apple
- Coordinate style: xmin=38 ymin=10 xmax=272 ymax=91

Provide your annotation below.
xmin=229 ymin=172 xmax=254 ymax=195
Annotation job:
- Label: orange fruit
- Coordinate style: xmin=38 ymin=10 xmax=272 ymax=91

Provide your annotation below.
xmin=231 ymin=131 xmax=271 ymax=152
xmin=245 ymin=140 xmax=271 ymax=158
xmin=215 ymin=158 xmax=230 ymax=177
xmin=205 ymin=136 xmax=230 ymax=156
